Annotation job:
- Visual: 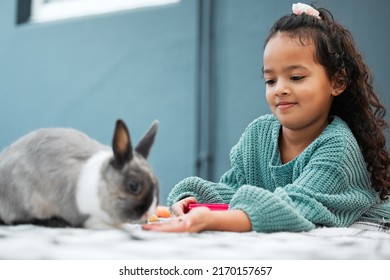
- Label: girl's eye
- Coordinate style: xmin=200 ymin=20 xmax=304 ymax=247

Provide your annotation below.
xmin=291 ymin=76 xmax=305 ymax=81
xmin=264 ymin=79 xmax=276 ymax=86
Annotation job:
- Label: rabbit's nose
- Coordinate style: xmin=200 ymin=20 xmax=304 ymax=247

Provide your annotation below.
xmin=127 ymin=181 xmax=141 ymax=195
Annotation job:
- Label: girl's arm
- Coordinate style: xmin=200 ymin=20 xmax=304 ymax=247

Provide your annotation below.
xmin=142 ymin=207 xmax=252 ymax=233
xmin=167 ymin=170 xmax=241 ymax=208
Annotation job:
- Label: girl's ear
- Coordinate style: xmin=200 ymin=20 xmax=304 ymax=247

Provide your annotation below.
xmin=331 ymin=68 xmax=348 ymax=96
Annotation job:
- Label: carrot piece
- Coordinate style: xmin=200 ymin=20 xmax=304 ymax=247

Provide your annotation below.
xmin=148 ymin=214 xmax=159 ymax=223
xmin=155 ymin=206 xmax=170 ymax=218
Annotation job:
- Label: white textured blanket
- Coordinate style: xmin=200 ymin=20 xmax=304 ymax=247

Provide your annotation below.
xmin=1 ymin=222 xmax=390 ymax=260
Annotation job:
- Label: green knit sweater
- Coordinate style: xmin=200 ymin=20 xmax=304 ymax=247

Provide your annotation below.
xmin=167 ymin=114 xmax=382 ymax=232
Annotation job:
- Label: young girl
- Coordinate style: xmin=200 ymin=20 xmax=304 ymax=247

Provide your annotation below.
xmin=143 ymin=3 xmax=390 ymax=233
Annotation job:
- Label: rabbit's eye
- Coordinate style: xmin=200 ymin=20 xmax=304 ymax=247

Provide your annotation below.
xmin=127 ymin=181 xmax=141 ymax=195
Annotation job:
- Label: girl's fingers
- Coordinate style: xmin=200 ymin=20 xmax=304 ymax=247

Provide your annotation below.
xmin=142 ymin=217 xmax=189 ymax=232
xmin=171 ymin=197 xmax=197 ymax=216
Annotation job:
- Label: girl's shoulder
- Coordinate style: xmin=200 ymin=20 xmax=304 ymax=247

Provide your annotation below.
xmin=230 ymin=115 xmax=279 ymax=164
xmin=309 ymin=116 xmax=362 ymax=160
xmin=321 ymin=116 xmax=356 ymax=144
xmin=231 ymin=114 xmax=279 ymax=153
xmin=237 ymin=114 xmax=280 ymax=143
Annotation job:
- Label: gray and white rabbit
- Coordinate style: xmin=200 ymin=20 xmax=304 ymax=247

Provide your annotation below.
xmin=0 ymin=119 xmax=159 ymax=229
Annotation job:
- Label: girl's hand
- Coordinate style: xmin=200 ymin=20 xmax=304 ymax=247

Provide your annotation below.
xmin=142 ymin=206 xmax=211 ymax=233
xmin=142 ymin=208 xmax=252 ymax=233
xmin=170 ymin=197 xmax=198 ymax=216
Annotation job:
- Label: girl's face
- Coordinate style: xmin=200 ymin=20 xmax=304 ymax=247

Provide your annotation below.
xmin=263 ymin=33 xmax=337 ymax=133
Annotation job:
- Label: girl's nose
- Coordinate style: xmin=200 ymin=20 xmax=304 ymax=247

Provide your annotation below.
xmin=273 ymin=80 xmax=291 ymax=96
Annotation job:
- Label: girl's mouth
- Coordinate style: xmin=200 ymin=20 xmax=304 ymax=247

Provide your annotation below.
xmin=276 ymin=102 xmax=297 ymax=110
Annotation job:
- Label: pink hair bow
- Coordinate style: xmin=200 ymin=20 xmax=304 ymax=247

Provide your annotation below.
xmin=292 ymin=2 xmax=320 ymax=19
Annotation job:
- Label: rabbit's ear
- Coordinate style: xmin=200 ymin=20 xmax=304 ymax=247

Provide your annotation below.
xmin=135 ymin=120 xmax=159 ymax=159
xmin=112 ymin=119 xmax=133 ymax=169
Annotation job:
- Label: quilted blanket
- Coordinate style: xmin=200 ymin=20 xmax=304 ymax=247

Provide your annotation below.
xmin=1 ymin=221 xmax=389 ymax=260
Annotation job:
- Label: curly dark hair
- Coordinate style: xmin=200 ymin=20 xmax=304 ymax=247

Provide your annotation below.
xmin=264 ymin=6 xmax=390 ymax=200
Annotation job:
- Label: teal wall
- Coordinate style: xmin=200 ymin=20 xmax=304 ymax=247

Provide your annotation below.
xmin=1 ymin=0 xmax=389 ymax=203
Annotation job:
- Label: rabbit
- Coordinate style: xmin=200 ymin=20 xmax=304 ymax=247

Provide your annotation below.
xmin=0 ymin=119 xmax=159 ymax=229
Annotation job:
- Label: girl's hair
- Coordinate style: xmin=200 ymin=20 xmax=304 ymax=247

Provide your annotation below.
xmin=264 ymin=6 xmax=390 ymax=200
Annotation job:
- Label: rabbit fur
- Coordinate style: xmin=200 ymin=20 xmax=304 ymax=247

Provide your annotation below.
xmin=0 ymin=119 xmax=159 ymax=229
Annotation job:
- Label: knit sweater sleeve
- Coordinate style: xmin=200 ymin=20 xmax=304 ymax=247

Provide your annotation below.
xmin=167 ymin=168 xmax=240 ymax=206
